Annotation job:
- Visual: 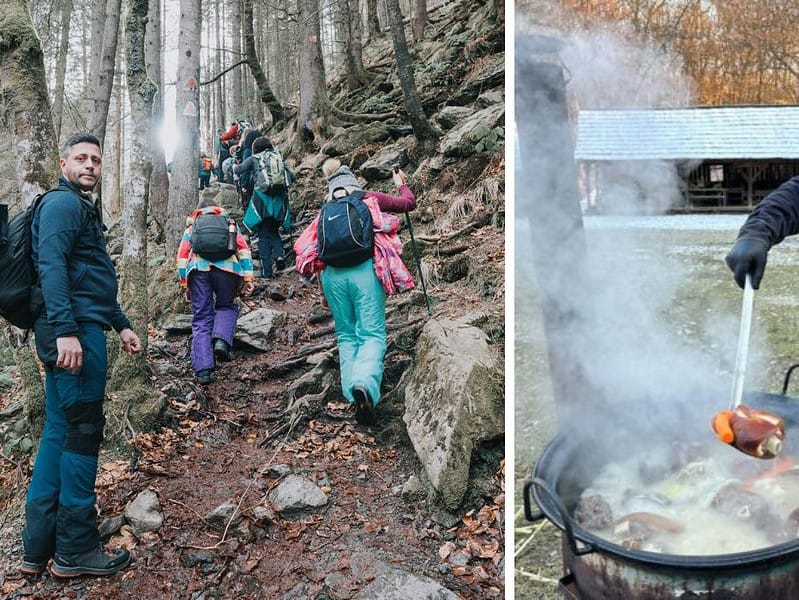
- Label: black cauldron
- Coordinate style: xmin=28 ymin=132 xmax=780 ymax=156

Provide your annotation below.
xmin=525 ymin=385 xmax=799 ymax=600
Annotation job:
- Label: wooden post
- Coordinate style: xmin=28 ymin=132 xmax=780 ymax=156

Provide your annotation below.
xmin=516 ymin=33 xmax=594 ymax=415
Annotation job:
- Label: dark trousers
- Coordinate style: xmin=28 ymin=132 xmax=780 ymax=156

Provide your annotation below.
xmin=257 ymin=218 xmax=284 ymax=277
xmin=24 ymin=321 xmax=108 ymax=558
xmin=188 ymin=268 xmax=240 ymax=372
xmin=199 ymin=174 xmax=211 ymax=189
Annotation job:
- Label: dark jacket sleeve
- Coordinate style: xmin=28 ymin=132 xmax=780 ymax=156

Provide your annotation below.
xmin=738 ymin=176 xmax=799 ymax=247
xmin=233 ymin=155 xmax=256 ymax=175
xmin=36 ymin=194 xmax=85 ymax=337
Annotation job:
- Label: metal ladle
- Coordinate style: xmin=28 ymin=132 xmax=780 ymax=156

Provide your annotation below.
xmin=722 ymin=273 xmax=784 ymax=458
xmin=730 ymin=274 xmax=755 ymax=411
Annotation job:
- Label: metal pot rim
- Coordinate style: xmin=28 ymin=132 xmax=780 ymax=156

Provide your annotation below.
xmin=532 ymin=427 xmax=799 ymax=569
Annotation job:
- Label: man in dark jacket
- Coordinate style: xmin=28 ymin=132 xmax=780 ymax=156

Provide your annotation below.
xmin=726 ymin=177 xmax=799 ymax=289
xmin=21 ymin=132 xmax=141 ymax=578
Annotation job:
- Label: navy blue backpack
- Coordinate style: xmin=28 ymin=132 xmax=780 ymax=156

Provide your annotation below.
xmin=317 ymin=189 xmax=373 ymax=268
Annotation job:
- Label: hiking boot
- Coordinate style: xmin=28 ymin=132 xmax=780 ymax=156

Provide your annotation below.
xmin=196 ymin=369 xmax=215 ymax=384
xmin=275 ymin=258 xmax=285 ymax=271
xmin=20 ymin=556 xmax=49 ymax=576
xmin=213 ymin=338 xmax=231 ymax=362
xmin=353 ymin=385 xmax=375 ymax=426
xmin=50 ymin=546 xmax=131 ymax=578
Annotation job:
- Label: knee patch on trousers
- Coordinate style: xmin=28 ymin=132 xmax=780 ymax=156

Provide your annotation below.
xmin=64 ymin=401 xmax=105 ymax=456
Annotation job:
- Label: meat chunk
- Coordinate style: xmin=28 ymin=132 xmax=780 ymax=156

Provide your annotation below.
xmin=574 ymin=494 xmax=613 ymax=530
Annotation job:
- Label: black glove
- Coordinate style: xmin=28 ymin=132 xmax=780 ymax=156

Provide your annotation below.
xmin=725 ymin=237 xmax=769 ymax=289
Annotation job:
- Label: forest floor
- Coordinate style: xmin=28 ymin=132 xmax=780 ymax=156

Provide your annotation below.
xmin=0 ymin=230 xmax=504 ymax=599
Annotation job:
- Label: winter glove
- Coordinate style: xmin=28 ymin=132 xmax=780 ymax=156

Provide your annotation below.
xmin=725 ymin=237 xmax=769 ymax=289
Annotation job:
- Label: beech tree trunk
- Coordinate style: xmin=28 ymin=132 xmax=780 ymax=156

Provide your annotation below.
xmin=229 ymin=0 xmax=243 ymax=116
xmin=366 ymin=0 xmax=380 ymax=38
xmin=52 ymin=0 xmax=73 ymax=139
xmin=114 ymin=0 xmax=156 ymax=385
xmin=87 ymin=0 xmax=122 ymax=145
xmin=345 ymin=0 xmax=369 ymax=90
xmin=146 ymin=0 xmax=169 ymax=241
xmin=242 ymin=0 xmax=285 ymax=126
xmin=411 ymin=0 xmax=427 ymax=44
xmin=294 ymin=0 xmax=330 ymax=149
xmin=385 ymin=0 xmax=437 ymax=144
xmin=166 ymin=0 xmax=201 ymax=256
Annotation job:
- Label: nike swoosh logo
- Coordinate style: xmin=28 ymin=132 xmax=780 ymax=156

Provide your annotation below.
xmin=327 ymin=215 xmax=341 ymax=221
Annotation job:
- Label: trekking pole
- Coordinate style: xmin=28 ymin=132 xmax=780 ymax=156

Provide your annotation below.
xmin=404 ymin=212 xmax=432 ymax=316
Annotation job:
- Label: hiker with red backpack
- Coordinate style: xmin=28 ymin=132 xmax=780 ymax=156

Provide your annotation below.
xmin=293 ymin=159 xmax=416 ymax=425
xmin=236 ymin=136 xmax=296 ymax=279
xmin=177 ymin=197 xmax=255 ymax=384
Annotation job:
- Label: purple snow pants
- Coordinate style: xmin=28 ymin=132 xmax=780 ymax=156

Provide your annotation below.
xmin=188 ymin=268 xmax=240 ymax=372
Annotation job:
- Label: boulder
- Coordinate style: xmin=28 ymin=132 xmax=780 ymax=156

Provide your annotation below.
xmin=439 ymin=103 xmax=504 ymax=158
xmin=403 ymin=318 xmax=503 ymax=510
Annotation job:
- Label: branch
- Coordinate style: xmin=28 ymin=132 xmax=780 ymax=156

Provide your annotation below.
xmin=201 ymin=60 xmax=248 ymax=86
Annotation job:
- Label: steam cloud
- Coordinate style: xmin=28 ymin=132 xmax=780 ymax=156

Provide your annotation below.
xmin=516 ymin=15 xmax=750 ymax=438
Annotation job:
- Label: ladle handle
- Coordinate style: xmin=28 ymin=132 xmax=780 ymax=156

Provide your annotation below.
xmin=730 ymin=274 xmax=755 ymax=410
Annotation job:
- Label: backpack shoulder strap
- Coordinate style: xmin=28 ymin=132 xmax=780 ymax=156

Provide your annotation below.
xmin=349 ymin=190 xmax=366 ymax=201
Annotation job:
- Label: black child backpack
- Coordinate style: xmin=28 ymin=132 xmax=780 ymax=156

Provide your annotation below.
xmin=191 ymin=213 xmax=237 ymax=261
xmin=317 ymin=189 xmax=374 ymax=268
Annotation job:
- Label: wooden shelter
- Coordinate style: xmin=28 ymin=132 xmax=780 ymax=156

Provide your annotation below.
xmin=574 ymin=106 xmax=799 ymax=212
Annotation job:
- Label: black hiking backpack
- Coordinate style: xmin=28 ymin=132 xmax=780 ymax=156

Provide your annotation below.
xmin=191 ymin=213 xmax=237 ymax=261
xmin=0 ymin=194 xmax=50 ymax=329
xmin=316 ymin=189 xmax=374 ymax=268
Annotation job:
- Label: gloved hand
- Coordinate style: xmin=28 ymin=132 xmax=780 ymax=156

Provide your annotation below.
xmin=725 ymin=237 xmax=769 ymax=289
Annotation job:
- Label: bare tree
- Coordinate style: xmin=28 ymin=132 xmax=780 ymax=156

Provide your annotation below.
xmin=87 ymin=0 xmax=122 ymax=145
xmin=52 ymin=0 xmax=73 ymax=140
xmin=385 ymin=0 xmax=437 ymax=144
xmin=294 ymin=0 xmax=330 ymax=148
xmin=366 ymin=0 xmax=380 ymax=38
xmin=113 ymin=0 xmax=157 ymax=386
xmin=229 ymin=0 xmax=244 ymax=115
xmin=344 ymin=0 xmax=369 ymax=90
xmin=242 ymin=0 xmax=285 ymax=126
xmin=146 ymin=0 xmax=169 ymax=240
xmin=411 ymin=0 xmax=427 ymax=43
xmin=166 ymin=0 xmax=201 ymax=256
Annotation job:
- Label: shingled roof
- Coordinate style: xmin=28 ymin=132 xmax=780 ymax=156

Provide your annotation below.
xmin=574 ymin=106 xmax=799 ymax=161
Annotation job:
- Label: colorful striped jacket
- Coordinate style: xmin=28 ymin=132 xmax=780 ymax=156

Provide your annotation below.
xmin=176 ymin=205 xmax=254 ymax=288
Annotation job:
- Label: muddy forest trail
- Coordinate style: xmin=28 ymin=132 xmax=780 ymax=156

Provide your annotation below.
xmin=0 ymin=228 xmax=504 ymax=598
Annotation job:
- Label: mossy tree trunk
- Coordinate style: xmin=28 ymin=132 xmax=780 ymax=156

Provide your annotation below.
xmin=0 ymin=0 xmax=61 ymax=436
xmin=293 ymin=0 xmax=330 ymax=153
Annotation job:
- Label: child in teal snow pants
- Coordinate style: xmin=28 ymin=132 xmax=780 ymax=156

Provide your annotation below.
xmin=320 ymin=258 xmax=386 ymax=424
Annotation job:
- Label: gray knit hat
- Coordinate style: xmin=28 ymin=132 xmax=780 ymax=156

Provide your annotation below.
xmin=325 ymin=166 xmax=363 ymax=200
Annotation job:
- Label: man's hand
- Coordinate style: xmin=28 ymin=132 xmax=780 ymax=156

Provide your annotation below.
xmin=56 ymin=336 xmax=83 ymax=374
xmin=120 ymin=328 xmax=142 ymax=355
xmin=241 ymin=280 xmax=255 ymax=296
xmin=725 ymin=237 xmax=769 ymax=289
